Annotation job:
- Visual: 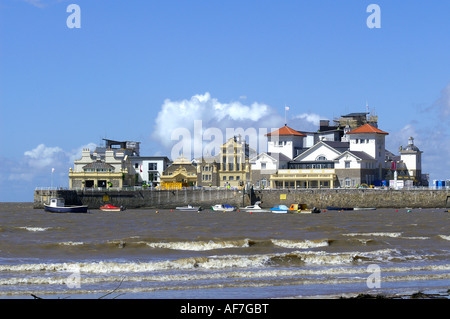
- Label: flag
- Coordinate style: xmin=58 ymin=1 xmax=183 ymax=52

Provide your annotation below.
xmin=52 ymin=168 xmax=55 ymax=173
xmin=140 ymin=165 xmax=142 ymax=173
xmin=391 ymin=161 xmax=396 ymax=170
xmin=285 ymin=106 xmax=290 ymax=111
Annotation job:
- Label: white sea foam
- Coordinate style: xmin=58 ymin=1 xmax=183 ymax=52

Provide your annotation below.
xmin=0 ymin=248 xmax=403 ymax=275
xmin=18 ymin=227 xmax=50 ymax=232
xmin=59 ymin=241 xmax=84 ymax=246
xmin=344 ymin=232 xmax=402 ymax=238
xmin=2 ymin=264 xmax=450 ymax=288
xmin=438 ymin=235 xmax=450 ymax=241
xmin=271 ymin=239 xmax=329 ymax=249
xmin=144 ymin=239 xmax=251 ymax=251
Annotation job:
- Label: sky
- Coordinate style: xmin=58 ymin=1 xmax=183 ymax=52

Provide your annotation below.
xmin=0 ymin=0 xmax=449 ymax=202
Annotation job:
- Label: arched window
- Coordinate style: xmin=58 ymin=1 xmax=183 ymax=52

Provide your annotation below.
xmin=316 ymin=155 xmax=327 ymax=161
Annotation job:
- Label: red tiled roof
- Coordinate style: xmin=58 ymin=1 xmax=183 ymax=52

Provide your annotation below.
xmin=266 ymin=125 xmax=306 ymax=136
xmin=347 ymin=124 xmax=389 ymax=135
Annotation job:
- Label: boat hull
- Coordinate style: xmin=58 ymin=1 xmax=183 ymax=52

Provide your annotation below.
xmin=270 ymin=205 xmax=289 ymax=213
xmin=240 ymin=208 xmax=271 ymax=213
xmin=326 ymin=207 xmax=353 ymax=211
xmin=211 ymin=205 xmax=236 ymax=212
xmin=176 ymin=206 xmax=201 ymax=211
xmin=44 ymin=204 xmax=88 ymax=213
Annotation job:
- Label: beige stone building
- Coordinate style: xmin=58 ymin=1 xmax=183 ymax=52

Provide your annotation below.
xmin=69 ymin=147 xmax=134 ymax=189
xmin=160 ymin=155 xmax=198 ymax=189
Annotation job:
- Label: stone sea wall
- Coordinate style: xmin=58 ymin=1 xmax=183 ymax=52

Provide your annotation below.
xmin=34 ymin=188 xmax=450 ymax=209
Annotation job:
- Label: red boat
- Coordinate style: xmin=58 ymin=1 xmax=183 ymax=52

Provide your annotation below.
xmin=100 ymin=204 xmax=125 ymax=212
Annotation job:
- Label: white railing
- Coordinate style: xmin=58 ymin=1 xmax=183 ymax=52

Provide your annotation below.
xmin=35 ymin=185 xmax=450 ymax=192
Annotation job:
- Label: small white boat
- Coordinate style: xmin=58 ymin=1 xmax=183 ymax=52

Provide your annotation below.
xmin=353 ymin=207 xmax=376 ymax=211
xmin=44 ymin=198 xmax=88 ymax=213
xmin=239 ymin=202 xmax=271 ymax=212
xmin=270 ymin=205 xmax=289 ymax=214
xmin=211 ymin=204 xmax=236 ymax=212
xmin=176 ymin=205 xmax=201 ymax=211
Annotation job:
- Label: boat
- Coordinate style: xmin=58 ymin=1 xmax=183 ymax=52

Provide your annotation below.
xmin=326 ymin=206 xmax=353 ymax=211
xmin=176 ymin=205 xmax=202 ymax=211
xmin=44 ymin=198 xmax=88 ymax=213
xmin=270 ymin=205 xmax=289 ymax=213
xmin=353 ymin=207 xmax=376 ymax=211
xmin=288 ymin=203 xmax=320 ymax=214
xmin=239 ymin=201 xmax=271 ymax=213
xmin=100 ymin=204 xmax=125 ymax=212
xmin=211 ymin=204 xmax=236 ymax=212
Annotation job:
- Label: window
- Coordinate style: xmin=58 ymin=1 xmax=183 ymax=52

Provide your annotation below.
xmin=344 ymin=178 xmax=351 ymax=187
xmin=229 ymin=176 xmax=234 ymax=180
xmin=148 ymin=163 xmax=157 ymax=171
xmin=223 ymin=176 xmax=227 ymax=180
xmin=135 ymin=163 xmax=139 ymax=169
xmin=316 ymin=155 xmax=327 ymax=161
xmin=261 ymin=163 xmax=266 ymax=169
xmin=236 ymin=176 xmax=240 ymax=180
xmin=345 ymin=161 xmax=350 ymax=169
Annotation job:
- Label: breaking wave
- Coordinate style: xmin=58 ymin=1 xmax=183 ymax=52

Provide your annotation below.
xmin=0 ymin=248 xmax=409 ymax=274
xmin=18 ymin=227 xmax=52 ymax=232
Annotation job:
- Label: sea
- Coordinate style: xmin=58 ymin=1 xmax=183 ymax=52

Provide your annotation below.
xmin=0 ymin=202 xmax=449 ymax=301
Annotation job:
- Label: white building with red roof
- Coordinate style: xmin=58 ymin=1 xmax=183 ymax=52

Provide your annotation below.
xmin=267 ymin=116 xmax=425 ymax=188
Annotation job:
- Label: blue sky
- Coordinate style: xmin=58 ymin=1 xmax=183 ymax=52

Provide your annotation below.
xmin=0 ymin=0 xmax=449 ymax=201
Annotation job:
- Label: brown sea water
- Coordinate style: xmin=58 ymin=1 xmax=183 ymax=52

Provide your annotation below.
xmin=0 ymin=202 xmax=449 ymax=299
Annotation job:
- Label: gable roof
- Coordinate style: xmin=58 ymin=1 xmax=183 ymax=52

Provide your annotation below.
xmin=266 ymin=125 xmax=306 ymax=136
xmin=292 ymin=140 xmax=346 ymax=162
xmin=347 ymin=123 xmax=389 ymax=135
xmin=335 ymin=150 xmax=375 ymax=161
xmin=322 ymin=141 xmax=350 ymax=153
xmin=250 ymin=152 xmax=291 ymax=163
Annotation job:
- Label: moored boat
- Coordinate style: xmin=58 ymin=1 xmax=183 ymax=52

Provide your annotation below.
xmin=176 ymin=205 xmax=202 ymax=211
xmin=100 ymin=204 xmax=125 ymax=212
xmin=353 ymin=207 xmax=376 ymax=211
xmin=326 ymin=206 xmax=353 ymax=211
xmin=44 ymin=198 xmax=88 ymax=213
xmin=270 ymin=205 xmax=289 ymax=213
xmin=239 ymin=202 xmax=271 ymax=213
xmin=288 ymin=203 xmax=320 ymax=214
xmin=211 ymin=204 xmax=236 ymax=212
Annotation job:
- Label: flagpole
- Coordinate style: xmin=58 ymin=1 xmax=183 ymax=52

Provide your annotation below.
xmin=51 ymin=168 xmax=54 ymax=189
xmin=284 ymin=105 xmax=289 ymax=125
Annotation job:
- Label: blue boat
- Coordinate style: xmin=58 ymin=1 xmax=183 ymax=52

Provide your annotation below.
xmin=270 ymin=205 xmax=289 ymax=214
xmin=44 ymin=198 xmax=88 ymax=213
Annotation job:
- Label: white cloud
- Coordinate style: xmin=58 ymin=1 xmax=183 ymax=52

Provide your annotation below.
xmin=292 ymin=112 xmax=326 ymax=131
xmin=386 ymin=83 xmax=450 ymax=181
xmin=434 ymin=83 xmax=450 ymax=118
xmin=6 ymin=142 xmax=97 ymax=183
xmin=22 ymin=0 xmax=46 ymax=8
xmin=152 ymin=93 xmax=282 ymax=157
xmin=24 ymin=144 xmax=65 ymax=169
